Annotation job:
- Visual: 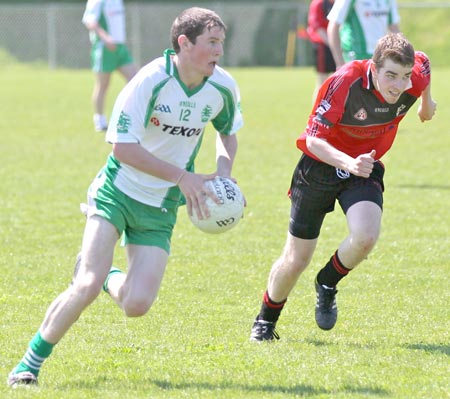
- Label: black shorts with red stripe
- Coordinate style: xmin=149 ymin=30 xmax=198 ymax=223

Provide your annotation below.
xmin=288 ymin=154 xmax=384 ymax=239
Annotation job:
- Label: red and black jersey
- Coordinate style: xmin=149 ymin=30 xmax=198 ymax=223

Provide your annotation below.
xmin=297 ymin=51 xmax=431 ymax=160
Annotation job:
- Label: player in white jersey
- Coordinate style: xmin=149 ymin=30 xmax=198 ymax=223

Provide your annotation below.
xmin=82 ymin=0 xmax=138 ymax=131
xmin=8 ymin=7 xmax=242 ymax=387
xmin=327 ymin=0 xmax=400 ymax=68
xmin=101 ymin=49 xmax=242 ymax=209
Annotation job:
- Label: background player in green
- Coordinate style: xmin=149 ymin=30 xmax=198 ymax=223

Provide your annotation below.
xmin=327 ymin=0 xmax=400 ymax=69
xmin=8 ymin=7 xmax=243 ymax=387
xmin=82 ymin=0 xmax=138 ymax=132
xmin=250 ymin=33 xmax=436 ymax=342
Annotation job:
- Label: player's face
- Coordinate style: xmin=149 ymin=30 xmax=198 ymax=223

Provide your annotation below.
xmin=188 ymin=26 xmax=225 ymax=77
xmin=371 ymin=59 xmax=413 ymax=104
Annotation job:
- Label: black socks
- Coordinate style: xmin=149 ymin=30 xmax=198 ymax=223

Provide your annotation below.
xmin=317 ymin=250 xmax=351 ymax=288
xmin=257 ymin=291 xmax=286 ymax=323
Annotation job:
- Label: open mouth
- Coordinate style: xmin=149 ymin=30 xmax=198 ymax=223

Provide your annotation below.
xmin=386 ymin=90 xmax=401 ymax=102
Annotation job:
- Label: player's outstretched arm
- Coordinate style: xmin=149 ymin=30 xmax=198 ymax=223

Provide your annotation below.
xmin=418 ymin=84 xmax=437 ymax=122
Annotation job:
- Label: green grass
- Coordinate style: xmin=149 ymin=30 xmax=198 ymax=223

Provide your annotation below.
xmin=0 ymin=62 xmax=449 ymax=399
xmin=398 ymin=4 xmax=450 ymax=68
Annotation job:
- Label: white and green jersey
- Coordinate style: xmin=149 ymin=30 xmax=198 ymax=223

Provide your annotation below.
xmin=82 ymin=0 xmax=126 ymax=44
xmin=327 ymin=0 xmax=400 ymax=60
xmin=103 ymin=49 xmax=243 ymax=209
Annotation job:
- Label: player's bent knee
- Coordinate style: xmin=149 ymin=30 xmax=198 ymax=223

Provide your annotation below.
xmin=353 ymin=233 xmax=379 ymax=254
xmin=122 ymin=297 xmax=155 ymax=318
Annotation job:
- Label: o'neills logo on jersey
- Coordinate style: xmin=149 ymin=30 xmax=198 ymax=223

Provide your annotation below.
xmin=396 ymin=104 xmax=406 ymax=116
xmin=201 ymin=105 xmax=213 ymax=122
xmin=354 ymin=108 xmax=367 ymax=121
xmin=162 ymin=124 xmax=202 ymax=137
xmin=117 ymin=111 xmax=132 ymax=133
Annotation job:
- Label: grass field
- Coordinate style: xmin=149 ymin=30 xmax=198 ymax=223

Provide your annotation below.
xmin=0 ymin=61 xmax=449 ymax=399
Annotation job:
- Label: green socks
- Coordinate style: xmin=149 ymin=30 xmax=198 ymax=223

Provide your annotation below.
xmin=14 ymin=331 xmax=54 ymax=376
xmin=102 ymin=267 xmax=124 ymax=294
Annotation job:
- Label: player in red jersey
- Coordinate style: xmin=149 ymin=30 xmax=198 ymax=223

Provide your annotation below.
xmin=307 ymin=0 xmax=336 ymax=100
xmin=250 ymin=33 xmax=436 ymax=341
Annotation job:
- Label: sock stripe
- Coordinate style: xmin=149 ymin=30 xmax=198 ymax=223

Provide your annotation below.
xmin=332 ymin=252 xmax=350 ymax=275
xmin=263 ymin=291 xmax=286 ymax=309
xmin=22 ymin=350 xmax=45 ymax=370
xmin=26 ymin=351 xmax=46 ymax=364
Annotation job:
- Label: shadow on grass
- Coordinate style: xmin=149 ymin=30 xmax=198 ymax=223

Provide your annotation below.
xmin=405 ymin=343 xmax=450 ymax=356
xmin=305 ymin=339 xmax=450 ymax=357
xmin=303 ymin=338 xmax=379 ymax=350
xmin=302 ymin=338 xmax=334 ymax=347
xmin=395 ymin=184 xmax=450 ymax=190
xmin=152 ymin=379 xmax=390 ymax=397
xmin=58 ymin=377 xmax=390 ymax=397
xmin=153 ymin=380 xmax=324 ymax=396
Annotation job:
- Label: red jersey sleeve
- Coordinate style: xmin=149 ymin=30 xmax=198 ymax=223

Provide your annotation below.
xmin=307 ymin=0 xmax=328 ymax=44
xmin=408 ymin=51 xmax=431 ymax=97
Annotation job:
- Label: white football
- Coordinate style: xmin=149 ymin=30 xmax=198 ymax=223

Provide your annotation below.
xmin=189 ymin=177 xmax=245 ymax=234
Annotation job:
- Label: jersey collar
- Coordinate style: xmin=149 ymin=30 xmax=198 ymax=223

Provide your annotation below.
xmin=364 ymin=60 xmax=387 ymax=102
xmin=365 ymin=60 xmax=376 ymax=91
xmin=164 ymin=48 xmax=176 ymax=76
xmin=163 ymin=48 xmax=208 ymax=97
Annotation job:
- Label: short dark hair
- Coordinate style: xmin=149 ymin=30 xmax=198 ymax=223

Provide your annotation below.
xmin=170 ymin=7 xmax=227 ymax=53
xmin=372 ymin=33 xmax=415 ymax=70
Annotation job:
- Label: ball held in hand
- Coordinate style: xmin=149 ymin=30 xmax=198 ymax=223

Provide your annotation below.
xmin=189 ymin=177 xmax=244 ymax=234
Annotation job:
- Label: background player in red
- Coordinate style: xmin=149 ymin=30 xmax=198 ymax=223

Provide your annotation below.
xmin=307 ymin=0 xmax=336 ymax=100
xmin=250 ymin=33 xmax=436 ymax=341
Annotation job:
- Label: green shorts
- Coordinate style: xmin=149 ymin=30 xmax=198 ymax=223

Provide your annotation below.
xmin=91 ymin=43 xmax=134 ymax=73
xmin=87 ymin=171 xmax=178 ymax=254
